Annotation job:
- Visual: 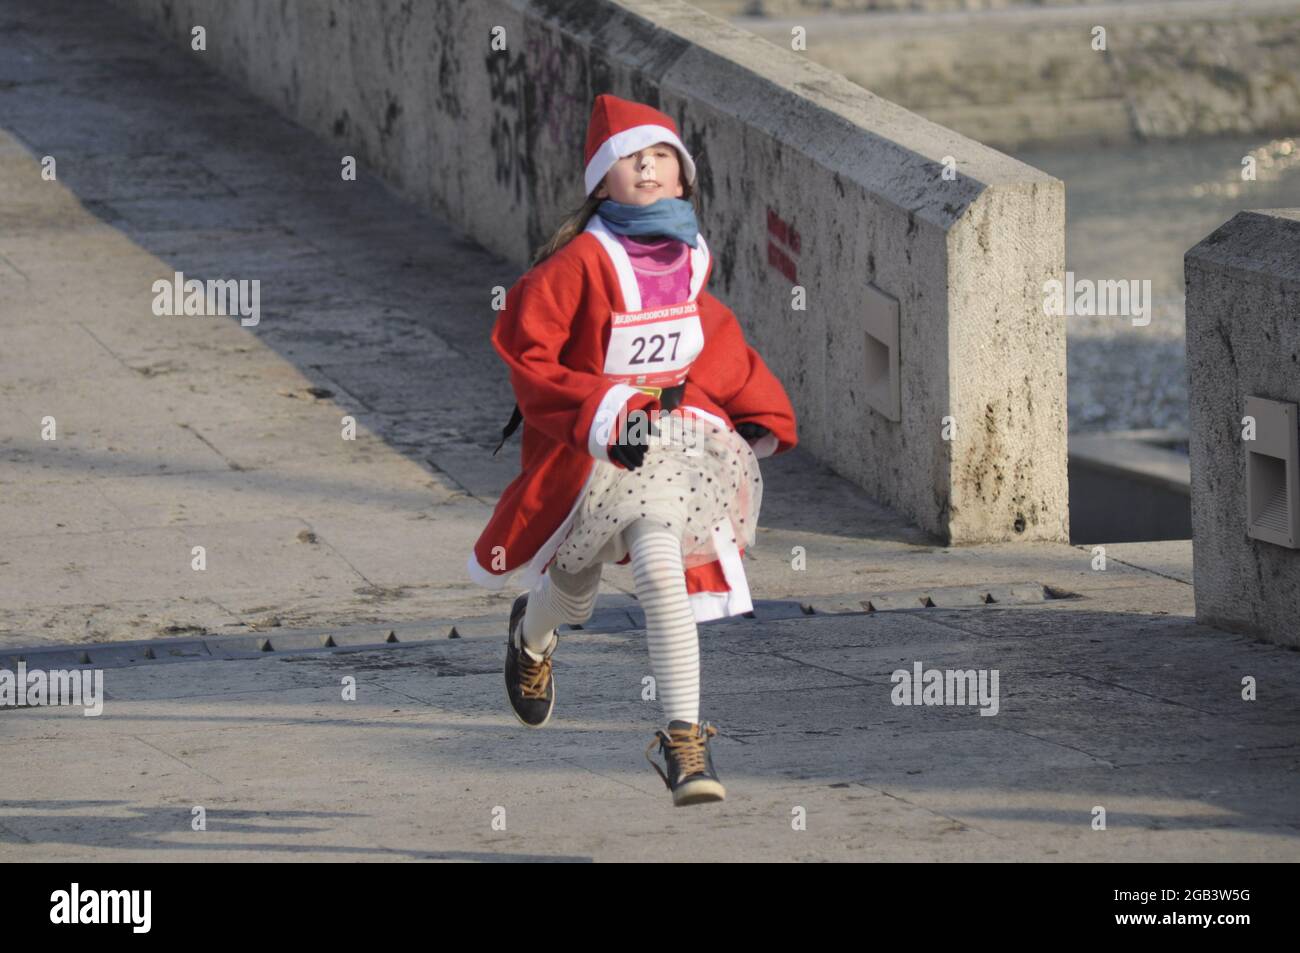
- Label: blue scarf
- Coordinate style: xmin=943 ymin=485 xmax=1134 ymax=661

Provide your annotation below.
xmin=596 ymin=197 xmax=699 ymax=248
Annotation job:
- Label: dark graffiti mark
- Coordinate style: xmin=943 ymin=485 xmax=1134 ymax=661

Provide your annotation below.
xmin=436 ymin=42 xmax=465 ymax=120
xmin=287 ymin=62 xmax=302 ymax=113
xmin=679 ymin=121 xmax=713 ymax=207
xmin=588 ymin=54 xmax=614 ymax=105
xmin=629 ymin=75 xmax=661 ymax=111
xmin=382 ymin=93 xmax=403 ymax=138
xmin=719 ymin=226 xmax=738 ymax=293
xmin=766 ymin=206 xmax=800 ymax=283
xmin=486 ymin=45 xmax=531 ymax=205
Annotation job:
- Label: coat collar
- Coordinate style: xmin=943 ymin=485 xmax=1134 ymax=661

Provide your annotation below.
xmin=583 ymin=214 xmax=710 ymax=312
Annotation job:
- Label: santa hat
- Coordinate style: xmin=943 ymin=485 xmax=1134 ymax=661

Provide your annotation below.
xmin=583 ymin=93 xmax=697 ymax=198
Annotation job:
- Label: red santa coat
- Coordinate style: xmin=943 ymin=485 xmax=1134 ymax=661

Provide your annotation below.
xmin=466 ymin=215 xmax=798 ymax=622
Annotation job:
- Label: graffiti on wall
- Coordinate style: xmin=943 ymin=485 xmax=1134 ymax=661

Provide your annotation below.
xmin=526 ymin=34 xmax=586 ymax=153
xmin=485 ymin=28 xmax=588 ymax=211
xmin=486 ymin=45 xmax=531 ymax=204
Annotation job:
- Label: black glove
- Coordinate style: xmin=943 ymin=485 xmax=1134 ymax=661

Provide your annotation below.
xmin=608 ymin=437 xmax=648 ymax=471
xmin=735 ymin=422 xmax=771 ymax=443
xmin=607 ymin=413 xmax=660 ymax=470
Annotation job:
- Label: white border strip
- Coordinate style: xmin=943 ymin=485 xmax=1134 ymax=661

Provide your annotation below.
xmin=584 ymin=216 xmax=641 ymax=311
xmin=687 ymin=233 xmax=709 ymax=301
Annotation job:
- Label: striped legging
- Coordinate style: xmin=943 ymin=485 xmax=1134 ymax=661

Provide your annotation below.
xmin=521 ymin=518 xmax=700 ymax=726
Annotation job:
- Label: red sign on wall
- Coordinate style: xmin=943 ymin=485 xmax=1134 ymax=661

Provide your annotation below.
xmin=766 ymin=206 xmax=801 ymax=283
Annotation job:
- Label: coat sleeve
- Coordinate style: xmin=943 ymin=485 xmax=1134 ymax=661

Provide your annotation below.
xmin=690 ymin=292 xmax=798 ymax=458
xmin=492 ymin=254 xmax=659 ymax=463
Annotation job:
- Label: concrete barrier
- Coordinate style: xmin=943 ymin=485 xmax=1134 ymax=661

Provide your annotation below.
xmin=110 ymin=0 xmax=1067 ymax=544
xmin=1186 ymin=209 xmax=1300 ymax=647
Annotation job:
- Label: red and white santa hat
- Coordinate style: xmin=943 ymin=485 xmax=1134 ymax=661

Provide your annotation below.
xmin=583 ymin=93 xmax=697 ymax=198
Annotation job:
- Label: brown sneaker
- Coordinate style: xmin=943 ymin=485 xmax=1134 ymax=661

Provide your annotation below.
xmin=645 ymin=720 xmax=726 ymax=806
xmin=504 ymin=592 xmax=557 ymax=728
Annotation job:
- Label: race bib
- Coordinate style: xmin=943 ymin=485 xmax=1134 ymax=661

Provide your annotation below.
xmin=602 ymin=300 xmax=704 ymax=388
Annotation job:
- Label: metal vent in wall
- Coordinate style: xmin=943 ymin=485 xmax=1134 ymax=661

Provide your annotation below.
xmin=863 ymin=283 xmax=901 ymax=422
xmin=1244 ymin=396 xmax=1300 ymax=549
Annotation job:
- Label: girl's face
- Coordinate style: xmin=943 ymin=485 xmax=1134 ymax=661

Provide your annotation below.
xmin=594 ymin=142 xmax=685 ymax=205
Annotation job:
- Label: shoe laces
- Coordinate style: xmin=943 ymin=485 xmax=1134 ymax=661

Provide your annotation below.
xmin=514 ymin=633 xmax=554 ymax=700
xmin=645 ymin=721 xmax=717 ymax=788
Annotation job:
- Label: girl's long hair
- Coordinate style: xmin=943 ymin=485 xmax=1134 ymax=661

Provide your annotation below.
xmin=530 ymin=147 xmax=701 ymax=268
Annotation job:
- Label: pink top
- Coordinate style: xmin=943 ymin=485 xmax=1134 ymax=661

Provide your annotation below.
xmin=614 ymin=233 xmax=692 ymax=309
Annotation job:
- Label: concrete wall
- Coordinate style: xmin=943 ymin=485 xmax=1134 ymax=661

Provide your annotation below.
xmin=1186 ymin=209 xmax=1300 ymax=648
xmin=110 ymin=0 xmax=1067 ymax=545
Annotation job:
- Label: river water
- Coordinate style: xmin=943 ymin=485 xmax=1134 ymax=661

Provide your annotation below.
xmin=1011 ymin=134 xmax=1300 ymax=434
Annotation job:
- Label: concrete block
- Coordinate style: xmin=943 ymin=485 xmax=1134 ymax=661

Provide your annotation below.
xmin=746 ymin=599 xmax=806 ymax=621
xmin=1185 ymin=209 xmax=1300 ymax=646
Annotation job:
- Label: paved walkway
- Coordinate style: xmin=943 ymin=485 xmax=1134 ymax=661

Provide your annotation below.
xmin=1 ymin=0 xmax=1297 ymax=861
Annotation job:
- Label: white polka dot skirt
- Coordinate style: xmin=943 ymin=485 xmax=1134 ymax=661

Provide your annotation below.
xmin=551 ymin=412 xmax=765 ymax=574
